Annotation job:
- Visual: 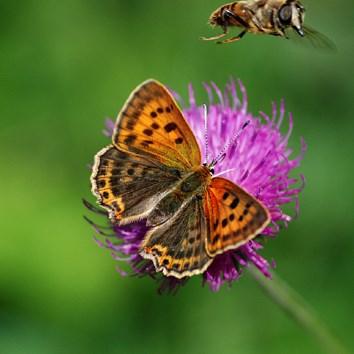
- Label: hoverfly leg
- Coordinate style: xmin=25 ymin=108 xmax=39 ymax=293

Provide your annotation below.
xmin=217 ymin=30 xmax=247 ymax=44
xmin=201 ymin=32 xmax=227 ymax=41
xmin=201 ymin=27 xmax=228 ymax=41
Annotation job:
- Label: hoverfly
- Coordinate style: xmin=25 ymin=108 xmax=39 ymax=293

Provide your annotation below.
xmin=202 ymin=0 xmax=335 ymax=49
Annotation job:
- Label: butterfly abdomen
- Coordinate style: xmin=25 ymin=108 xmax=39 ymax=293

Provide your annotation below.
xmin=147 ymin=166 xmax=211 ymax=227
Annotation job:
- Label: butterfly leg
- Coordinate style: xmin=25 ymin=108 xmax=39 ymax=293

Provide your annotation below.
xmin=201 ymin=27 xmax=228 ymax=41
xmin=217 ymin=30 xmax=247 ymax=44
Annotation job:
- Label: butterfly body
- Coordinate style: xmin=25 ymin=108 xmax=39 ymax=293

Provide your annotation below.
xmin=91 ymin=80 xmax=271 ymax=279
xmin=147 ymin=165 xmax=211 ymax=227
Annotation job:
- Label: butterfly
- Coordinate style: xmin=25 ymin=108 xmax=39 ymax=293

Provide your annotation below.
xmin=91 ymin=80 xmax=271 ymax=279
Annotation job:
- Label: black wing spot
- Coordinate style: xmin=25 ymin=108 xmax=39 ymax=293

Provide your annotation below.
xmin=212 ymin=234 xmax=220 ymax=244
xmin=98 ymin=180 xmax=106 ymax=188
xmin=150 ymin=111 xmax=157 ymax=118
xmin=126 ymin=120 xmax=135 ymax=130
xmin=143 ymin=129 xmax=153 ymax=136
xmin=230 ymin=197 xmax=240 ymax=209
xmin=124 ymin=135 xmax=137 ymax=145
xmin=164 ymin=122 xmax=177 ymax=132
xmin=222 ymin=218 xmax=228 ymax=228
xmin=131 ymin=111 xmax=140 ymax=119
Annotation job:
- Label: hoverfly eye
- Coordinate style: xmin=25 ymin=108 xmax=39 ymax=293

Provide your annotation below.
xmin=279 ymin=5 xmax=292 ymax=24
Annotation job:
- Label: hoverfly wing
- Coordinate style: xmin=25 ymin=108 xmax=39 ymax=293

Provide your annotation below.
xmin=302 ymin=26 xmax=337 ymax=52
xmin=286 ymin=25 xmax=336 ymax=52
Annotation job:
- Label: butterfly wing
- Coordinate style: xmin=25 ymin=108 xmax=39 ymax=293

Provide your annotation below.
xmin=113 ymin=79 xmax=201 ymax=171
xmin=91 ymin=145 xmax=182 ymax=224
xmin=140 ymin=197 xmax=213 ymax=279
xmin=204 ymin=177 xmax=271 ymax=256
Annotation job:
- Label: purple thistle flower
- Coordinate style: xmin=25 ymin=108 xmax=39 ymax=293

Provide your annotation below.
xmin=85 ymin=79 xmax=306 ymax=293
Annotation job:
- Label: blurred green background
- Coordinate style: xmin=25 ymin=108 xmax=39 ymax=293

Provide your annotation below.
xmin=1 ymin=0 xmax=353 ymax=353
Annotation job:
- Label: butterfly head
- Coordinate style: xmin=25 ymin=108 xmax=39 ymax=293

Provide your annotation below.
xmin=203 ymin=162 xmax=215 ymax=175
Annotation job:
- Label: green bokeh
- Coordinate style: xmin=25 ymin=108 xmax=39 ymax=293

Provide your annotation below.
xmin=1 ymin=1 xmax=353 ymax=353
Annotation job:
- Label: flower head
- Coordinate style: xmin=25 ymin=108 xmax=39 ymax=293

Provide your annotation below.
xmin=85 ymin=79 xmax=305 ymax=292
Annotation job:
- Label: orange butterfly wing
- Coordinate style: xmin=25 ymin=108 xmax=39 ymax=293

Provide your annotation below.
xmin=204 ymin=177 xmax=271 ymax=256
xmin=113 ymin=79 xmax=201 ymax=170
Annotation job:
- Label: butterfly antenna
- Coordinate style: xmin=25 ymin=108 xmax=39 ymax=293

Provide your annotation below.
xmin=203 ymin=104 xmax=209 ymax=165
xmin=211 ymin=120 xmax=250 ymax=167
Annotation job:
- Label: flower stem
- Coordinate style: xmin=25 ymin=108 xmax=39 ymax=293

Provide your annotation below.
xmin=248 ymin=265 xmax=348 ymax=354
